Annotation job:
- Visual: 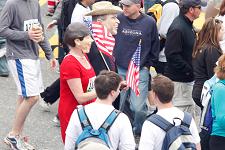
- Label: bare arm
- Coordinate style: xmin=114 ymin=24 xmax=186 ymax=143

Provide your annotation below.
xmin=67 ymin=78 xmax=96 ymax=104
xmin=196 ymin=143 xmax=201 ymax=150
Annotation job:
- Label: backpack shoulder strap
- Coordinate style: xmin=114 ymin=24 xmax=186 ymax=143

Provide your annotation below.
xmin=181 ymin=112 xmax=192 ymax=128
xmin=100 ymin=109 xmax=121 ymax=132
xmin=147 ymin=114 xmax=174 ymax=132
xmin=77 ymin=106 xmax=92 ymax=129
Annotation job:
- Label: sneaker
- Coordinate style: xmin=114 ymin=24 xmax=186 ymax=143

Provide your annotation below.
xmin=4 ymin=134 xmax=27 ymax=150
xmin=22 ymin=136 xmax=35 ymax=150
xmin=53 ymin=115 xmax=60 ymax=127
xmin=39 ymin=99 xmax=50 ymax=112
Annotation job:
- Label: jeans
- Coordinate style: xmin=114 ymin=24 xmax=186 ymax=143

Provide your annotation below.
xmin=118 ymin=66 xmax=149 ymax=135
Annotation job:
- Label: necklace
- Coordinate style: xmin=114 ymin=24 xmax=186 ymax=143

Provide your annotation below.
xmin=70 ymin=52 xmax=86 ymax=59
xmin=70 ymin=52 xmax=91 ymax=69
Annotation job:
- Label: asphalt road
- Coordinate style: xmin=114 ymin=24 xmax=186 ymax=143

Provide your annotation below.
xmin=0 ymin=3 xmax=64 ymax=150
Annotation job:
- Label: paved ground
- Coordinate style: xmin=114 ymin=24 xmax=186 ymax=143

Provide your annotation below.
xmin=0 ymin=1 xmax=206 ymax=149
xmin=0 ymin=3 xmax=64 ymax=150
xmin=0 ymin=60 xmax=64 ymax=150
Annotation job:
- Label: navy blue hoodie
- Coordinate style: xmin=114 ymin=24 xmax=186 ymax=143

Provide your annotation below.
xmin=114 ymin=13 xmax=160 ymax=69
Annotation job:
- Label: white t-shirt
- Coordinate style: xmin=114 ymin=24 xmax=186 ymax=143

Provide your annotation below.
xmin=139 ymin=107 xmax=200 ymax=150
xmin=64 ymin=103 xmax=135 ymax=150
xmin=70 ymin=3 xmax=92 ymax=24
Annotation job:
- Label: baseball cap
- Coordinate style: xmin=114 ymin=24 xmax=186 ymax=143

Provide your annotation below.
xmin=120 ymin=0 xmax=141 ymax=5
xmin=180 ymin=0 xmax=207 ymax=7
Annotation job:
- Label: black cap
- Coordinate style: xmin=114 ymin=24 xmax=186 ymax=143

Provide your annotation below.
xmin=180 ymin=0 xmax=207 ymax=7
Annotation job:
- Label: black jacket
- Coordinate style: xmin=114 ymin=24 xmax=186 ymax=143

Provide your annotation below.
xmin=165 ymin=13 xmax=196 ymax=82
xmin=87 ymin=42 xmax=113 ymax=75
xmin=192 ymin=47 xmax=222 ymax=103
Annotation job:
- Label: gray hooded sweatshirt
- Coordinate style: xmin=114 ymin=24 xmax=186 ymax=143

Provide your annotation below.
xmin=0 ymin=0 xmax=53 ymax=60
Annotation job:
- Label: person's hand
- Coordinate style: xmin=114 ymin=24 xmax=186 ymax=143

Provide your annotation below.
xmin=47 ymin=20 xmax=57 ymax=30
xmin=120 ymin=80 xmax=129 ymax=91
xmin=28 ymin=27 xmax=43 ymax=43
xmin=49 ymin=58 xmax=57 ymax=70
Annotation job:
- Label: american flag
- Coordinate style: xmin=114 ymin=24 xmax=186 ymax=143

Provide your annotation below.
xmin=90 ymin=22 xmax=115 ymax=56
xmin=83 ymin=18 xmax=92 ymax=34
xmin=126 ymin=40 xmax=141 ymax=96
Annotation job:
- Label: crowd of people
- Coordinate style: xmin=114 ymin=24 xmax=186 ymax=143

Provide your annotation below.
xmin=0 ymin=0 xmax=225 ymax=149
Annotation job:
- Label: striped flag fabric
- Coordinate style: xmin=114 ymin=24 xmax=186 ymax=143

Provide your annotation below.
xmin=126 ymin=40 xmax=141 ymax=96
xmin=91 ymin=21 xmax=115 ymax=56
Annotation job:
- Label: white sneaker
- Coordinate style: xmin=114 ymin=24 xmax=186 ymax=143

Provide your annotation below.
xmin=4 ymin=134 xmax=28 ymax=150
xmin=22 ymin=136 xmax=35 ymax=150
xmin=39 ymin=99 xmax=50 ymax=112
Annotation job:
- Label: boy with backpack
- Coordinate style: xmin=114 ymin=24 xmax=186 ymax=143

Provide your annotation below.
xmin=64 ymin=71 xmax=135 ymax=150
xmin=139 ymin=75 xmax=201 ymax=150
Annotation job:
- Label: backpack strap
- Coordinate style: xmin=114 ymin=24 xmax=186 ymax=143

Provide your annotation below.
xmin=77 ymin=106 xmax=92 ymax=129
xmin=181 ymin=112 xmax=192 ymax=128
xmin=100 ymin=109 xmax=121 ymax=132
xmin=147 ymin=114 xmax=174 ymax=132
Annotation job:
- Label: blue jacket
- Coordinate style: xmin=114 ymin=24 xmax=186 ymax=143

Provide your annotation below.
xmin=114 ymin=13 xmax=160 ymax=69
xmin=211 ymin=79 xmax=225 ymax=137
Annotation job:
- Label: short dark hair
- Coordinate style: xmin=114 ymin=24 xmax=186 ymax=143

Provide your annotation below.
xmin=151 ymin=75 xmax=174 ymax=104
xmin=94 ymin=70 xmax=122 ymax=99
xmin=180 ymin=5 xmax=190 ymax=14
xmin=63 ymin=22 xmax=89 ymax=47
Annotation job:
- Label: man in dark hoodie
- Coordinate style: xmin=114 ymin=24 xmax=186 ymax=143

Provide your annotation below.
xmin=0 ymin=0 xmax=57 ymax=149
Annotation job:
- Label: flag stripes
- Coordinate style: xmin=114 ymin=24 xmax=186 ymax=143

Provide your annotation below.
xmin=126 ymin=40 xmax=141 ymax=96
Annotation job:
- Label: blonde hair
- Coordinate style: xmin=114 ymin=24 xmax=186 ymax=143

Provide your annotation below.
xmin=215 ymin=54 xmax=225 ymax=79
xmin=192 ymin=17 xmax=223 ymax=58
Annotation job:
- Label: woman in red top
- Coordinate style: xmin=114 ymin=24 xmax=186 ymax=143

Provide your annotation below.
xmin=59 ymin=22 xmax=96 ymax=143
